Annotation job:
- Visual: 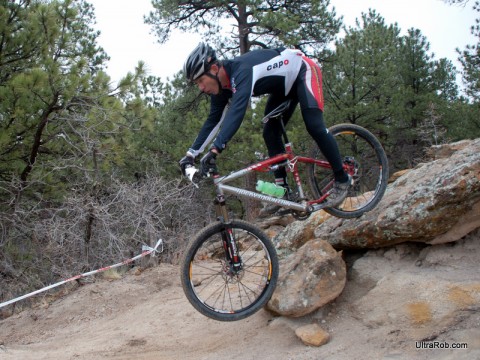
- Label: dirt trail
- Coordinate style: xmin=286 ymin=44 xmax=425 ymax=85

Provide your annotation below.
xmin=1 ymin=251 xmax=478 ymax=360
xmin=0 ymin=263 xmax=374 ymax=360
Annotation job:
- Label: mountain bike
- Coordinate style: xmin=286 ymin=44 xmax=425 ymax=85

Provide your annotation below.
xmin=181 ymin=100 xmax=389 ymax=321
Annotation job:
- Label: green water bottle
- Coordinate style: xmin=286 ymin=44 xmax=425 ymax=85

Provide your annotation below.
xmin=256 ymin=180 xmax=286 ymax=198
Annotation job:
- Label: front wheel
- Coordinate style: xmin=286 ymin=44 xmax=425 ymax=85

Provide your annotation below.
xmin=181 ymin=220 xmax=278 ymax=321
xmin=307 ymin=123 xmax=389 ymax=218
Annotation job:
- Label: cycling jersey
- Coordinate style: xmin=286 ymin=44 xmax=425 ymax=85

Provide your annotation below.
xmin=185 ymin=46 xmax=348 ymax=183
xmin=188 ymin=48 xmax=315 ymax=156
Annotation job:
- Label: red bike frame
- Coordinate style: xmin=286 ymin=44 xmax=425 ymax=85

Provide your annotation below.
xmin=212 ymin=141 xmax=340 ymax=215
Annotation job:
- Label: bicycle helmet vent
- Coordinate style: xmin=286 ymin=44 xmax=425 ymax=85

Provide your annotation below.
xmin=184 ymin=42 xmax=217 ymax=82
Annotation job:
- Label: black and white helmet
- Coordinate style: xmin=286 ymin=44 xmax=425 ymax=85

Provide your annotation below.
xmin=183 ymin=42 xmax=217 ymax=82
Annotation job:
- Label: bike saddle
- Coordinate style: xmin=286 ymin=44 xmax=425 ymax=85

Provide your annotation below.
xmin=262 ymin=100 xmax=291 ymax=123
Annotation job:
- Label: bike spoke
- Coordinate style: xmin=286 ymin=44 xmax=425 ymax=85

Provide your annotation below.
xmin=187 ymin=226 xmax=274 ymax=316
xmin=307 ymin=124 xmax=388 ymax=218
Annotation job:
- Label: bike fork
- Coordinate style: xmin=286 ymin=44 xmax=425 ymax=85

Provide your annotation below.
xmin=214 ymin=195 xmax=243 ymax=272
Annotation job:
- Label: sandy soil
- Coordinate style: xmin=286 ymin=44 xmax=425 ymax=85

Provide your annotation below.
xmin=1 ymin=241 xmax=478 ymax=360
xmin=0 ymin=262 xmax=382 ymax=360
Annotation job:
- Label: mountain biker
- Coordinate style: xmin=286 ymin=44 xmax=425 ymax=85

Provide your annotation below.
xmin=179 ymin=42 xmax=351 ymax=207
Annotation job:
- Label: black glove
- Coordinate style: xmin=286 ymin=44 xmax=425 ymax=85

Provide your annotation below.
xmin=200 ymin=150 xmax=218 ymax=177
xmin=179 ymin=155 xmax=195 ymax=176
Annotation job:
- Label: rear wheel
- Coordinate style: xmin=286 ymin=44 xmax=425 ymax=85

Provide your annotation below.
xmin=307 ymin=123 xmax=389 ymax=218
xmin=181 ymin=220 xmax=278 ymax=321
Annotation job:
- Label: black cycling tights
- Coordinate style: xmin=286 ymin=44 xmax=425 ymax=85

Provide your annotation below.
xmin=263 ymin=107 xmax=348 ymax=183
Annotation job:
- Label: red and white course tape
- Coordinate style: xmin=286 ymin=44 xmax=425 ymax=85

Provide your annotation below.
xmin=0 ymin=239 xmax=163 ymax=309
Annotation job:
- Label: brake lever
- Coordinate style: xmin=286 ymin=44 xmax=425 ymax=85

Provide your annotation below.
xmin=185 ymin=165 xmax=200 ymax=188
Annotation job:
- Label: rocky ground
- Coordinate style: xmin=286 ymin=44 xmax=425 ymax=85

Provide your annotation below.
xmin=1 ymin=229 xmax=478 ymax=360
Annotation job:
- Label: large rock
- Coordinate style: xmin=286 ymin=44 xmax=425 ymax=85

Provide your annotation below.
xmin=266 ymin=239 xmax=346 ymax=317
xmin=314 ymin=139 xmax=480 ymax=249
xmin=273 ymin=210 xmax=332 ymax=255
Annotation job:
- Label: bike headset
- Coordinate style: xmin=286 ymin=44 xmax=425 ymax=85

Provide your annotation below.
xmin=184 ymin=42 xmax=223 ymax=94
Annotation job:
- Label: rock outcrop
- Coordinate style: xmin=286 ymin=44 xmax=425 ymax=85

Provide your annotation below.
xmin=315 ymin=139 xmax=480 ymax=249
xmin=265 ymin=139 xmax=480 ymax=319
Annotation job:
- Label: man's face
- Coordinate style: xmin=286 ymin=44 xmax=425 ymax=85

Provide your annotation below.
xmin=194 ymin=68 xmax=220 ymax=95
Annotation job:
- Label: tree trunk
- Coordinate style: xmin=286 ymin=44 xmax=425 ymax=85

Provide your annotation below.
xmin=237 ymin=4 xmax=250 ymax=54
xmin=15 ymin=95 xmax=60 ymax=206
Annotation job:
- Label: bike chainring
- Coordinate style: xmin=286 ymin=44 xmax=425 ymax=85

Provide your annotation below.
xmin=291 ymin=210 xmax=311 ymax=220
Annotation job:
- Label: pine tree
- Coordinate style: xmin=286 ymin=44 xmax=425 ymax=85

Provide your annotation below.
xmin=0 ymin=0 xmax=111 ymax=205
xmin=323 ymin=10 xmax=401 ymax=141
xmin=145 ymin=0 xmax=341 ymax=56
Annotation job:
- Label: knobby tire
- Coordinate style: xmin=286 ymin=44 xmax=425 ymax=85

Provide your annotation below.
xmin=181 ymin=220 xmax=278 ymax=321
xmin=307 ymin=123 xmax=389 ymax=218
